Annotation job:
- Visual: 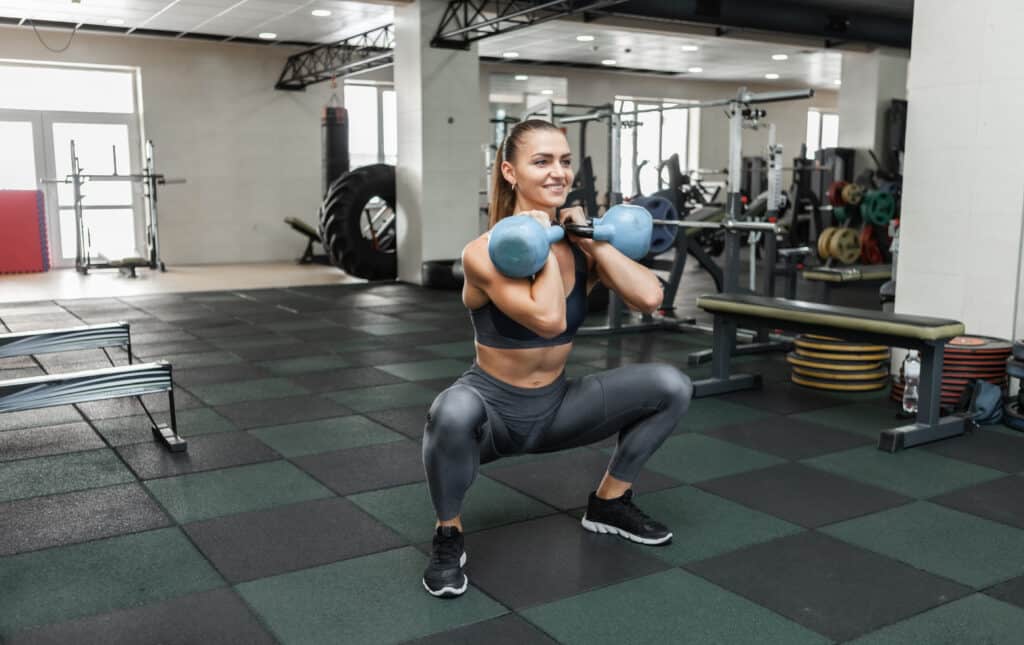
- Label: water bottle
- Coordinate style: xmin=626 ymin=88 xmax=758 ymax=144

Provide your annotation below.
xmin=902 ymin=351 xmax=920 ymax=415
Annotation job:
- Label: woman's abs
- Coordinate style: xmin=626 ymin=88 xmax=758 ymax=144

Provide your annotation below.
xmin=475 ymin=342 xmax=573 ymax=388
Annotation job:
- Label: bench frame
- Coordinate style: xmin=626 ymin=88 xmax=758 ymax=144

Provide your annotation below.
xmin=694 ymin=309 xmax=968 ymax=452
xmin=0 ymin=322 xmax=131 ymax=361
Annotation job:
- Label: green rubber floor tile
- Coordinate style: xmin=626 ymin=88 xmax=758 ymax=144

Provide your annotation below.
xmin=212 ymin=335 xmax=298 ymax=349
xmin=377 ymin=359 xmax=469 ymax=381
xmin=848 ymin=594 xmax=1024 ymax=645
xmin=93 ymin=408 xmax=236 ymax=446
xmin=236 ymin=547 xmax=506 ymax=645
xmin=326 ymin=382 xmax=439 ymax=413
xmin=676 ymin=398 xmax=777 ymax=433
xmin=0 ymin=449 xmax=134 ymax=503
xmin=793 ymin=403 xmax=904 ymax=438
xmin=260 ymin=319 xmax=340 ymax=332
xmin=823 ymin=501 xmax=1024 ymax=588
xmin=421 ymin=341 xmax=477 ymax=358
xmin=249 ymin=416 xmax=404 ymax=458
xmin=0 ymin=527 xmax=223 ymax=638
xmin=521 ymin=568 xmax=829 ymax=645
xmin=187 ymin=377 xmax=310 ymax=406
xmin=351 ymin=321 xmax=438 ymax=336
xmin=257 ymin=355 xmax=352 ymax=375
xmin=804 ymin=445 xmax=1005 ymax=498
xmin=624 ymin=486 xmax=804 ymax=566
xmin=349 ymin=476 xmax=555 ymax=543
xmin=636 ymin=434 xmax=785 ymax=483
xmin=145 ymin=461 xmax=333 ymax=523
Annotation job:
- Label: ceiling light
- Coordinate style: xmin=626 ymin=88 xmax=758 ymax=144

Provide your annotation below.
xmin=771 ymin=54 xmax=789 ymax=61
xmin=681 ymin=45 xmax=699 ymax=52
xmin=765 ymin=73 xmax=780 ymax=79
xmin=834 ymin=79 xmax=842 ymax=85
xmin=576 ymin=35 xmax=594 ymax=42
xmin=258 ymin=32 xmax=277 ymax=40
xmin=688 ymin=66 xmax=703 ymax=73
xmin=105 ymin=18 xmax=125 ymax=26
xmin=514 ymin=74 xmax=529 ymax=81
xmin=311 ymin=9 xmax=332 ymax=17
xmin=541 ymin=89 xmax=554 ymax=95
xmin=502 ymin=51 xmax=519 ymax=58
xmin=601 ymin=59 xmax=617 ymax=65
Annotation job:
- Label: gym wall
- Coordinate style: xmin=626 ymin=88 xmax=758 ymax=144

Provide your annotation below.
xmin=0 ymin=26 xmax=334 ymax=265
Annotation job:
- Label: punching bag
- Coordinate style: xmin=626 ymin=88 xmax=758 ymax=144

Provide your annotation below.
xmin=322 ymin=105 xmax=350 ymax=198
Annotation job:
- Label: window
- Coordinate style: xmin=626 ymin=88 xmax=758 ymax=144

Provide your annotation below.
xmin=806 ymin=109 xmax=839 ymax=159
xmin=614 ymin=97 xmax=700 ymax=197
xmin=344 ymin=82 xmax=397 ymax=167
xmin=0 ymin=63 xmax=135 ymax=113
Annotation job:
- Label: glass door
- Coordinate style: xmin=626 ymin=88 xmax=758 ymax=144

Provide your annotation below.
xmin=0 ymin=111 xmax=45 ymax=190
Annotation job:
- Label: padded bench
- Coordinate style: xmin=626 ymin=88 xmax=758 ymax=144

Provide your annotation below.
xmin=803 ymin=264 xmax=893 ymax=304
xmin=692 ymin=293 xmax=967 ymax=452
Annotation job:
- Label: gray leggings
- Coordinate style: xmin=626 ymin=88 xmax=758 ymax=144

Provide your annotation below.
xmin=422 ymin=362 xmax=693 ymax=520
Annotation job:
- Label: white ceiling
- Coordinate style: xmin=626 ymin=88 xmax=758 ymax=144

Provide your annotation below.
xmin=0 ymin=0 xmax=393 ymax=43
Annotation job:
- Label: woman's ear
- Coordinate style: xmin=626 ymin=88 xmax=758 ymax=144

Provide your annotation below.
xmin=500 ymin=160 xmax=516 ymax=187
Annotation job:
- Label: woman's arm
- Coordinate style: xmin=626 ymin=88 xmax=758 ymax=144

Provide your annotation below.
xmin=588 ymin=243 xmax=663 ymax=314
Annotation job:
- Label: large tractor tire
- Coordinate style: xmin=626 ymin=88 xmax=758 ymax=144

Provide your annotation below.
xmin=319 ymin=163 xmax=396 ymax=280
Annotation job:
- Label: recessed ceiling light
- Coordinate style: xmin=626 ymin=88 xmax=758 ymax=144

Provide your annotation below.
xmin=833 ymin=79 xmax=842 ymax=85
xmin=576 ymin=34 xmax=595 ymax=42
xmin=311 ymin=9 xmax=332 ymax=17
xmin=258 ymin=32 xmax=277 ymax=40
xmin=105 ymin=18 xmax=125 ymax=26
xmin=541 ymin=89 xmax=554 ymax=95
xmin=688 ymin=66 xmax=703 ymax=73
xmin=601 ymin=59 xmax=617 ymax=65
xmin=681 ymin=44 xmax=699 ymax=52
xmin=514 ymin=74 xmax=529 ymax=81
xmin=765 ymin=73 xmax=780 ymax=79
xmin=502 ymin=51 xmax=520 ymax=58
xmin=771 ymin=54 xmax=789 ymax=61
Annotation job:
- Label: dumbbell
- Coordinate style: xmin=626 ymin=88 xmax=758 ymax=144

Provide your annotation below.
xmin=488 ymin=204 xmax=653 ymax=278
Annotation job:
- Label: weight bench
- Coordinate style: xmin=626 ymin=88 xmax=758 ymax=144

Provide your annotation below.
xmin=284 ymin=217 xmax=329 ymax=265
xmin=803 ymin=264 xmax=892 ymax=304
xmin=0 ymin=362 xmax=186 ymax=452
xmin=692 ymin=293 xmax=967 ymax=452
xmin=0 ymin=322 xmax=132 ymax=361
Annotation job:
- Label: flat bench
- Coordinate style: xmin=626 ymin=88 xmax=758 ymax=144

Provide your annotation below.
xmin=284 ymin=217 xmax=329 ymax=265
xmin=802 ymin=264 xmax=893 ymax=304
xmin=0 ymin=362 xmax=186 ymax=452
xmin=692 ymin=293 xmax=967 ymax=452
xmin=0 ymin=322 xmax=132 ymax=361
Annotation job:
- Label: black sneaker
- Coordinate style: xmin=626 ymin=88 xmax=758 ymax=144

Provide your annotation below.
xmin=581 ymin=490 xmax=672 ymax=545
xmin=422 ymin=526 xmax=468 ymax=598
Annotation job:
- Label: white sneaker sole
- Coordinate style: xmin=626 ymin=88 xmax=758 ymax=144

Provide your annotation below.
xmin=423 ymin=552 xmax=468 ymax=598
xmin=581 ymin=517 xmax=672 ymax=545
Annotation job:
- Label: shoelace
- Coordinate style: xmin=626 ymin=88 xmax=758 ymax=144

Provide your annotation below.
xmin=431 ymin=534 xmax=462 ymax=565
xmin=618 ymin=496 xmax=654 ymax=526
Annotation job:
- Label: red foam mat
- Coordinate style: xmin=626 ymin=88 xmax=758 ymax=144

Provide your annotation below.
xmin=0 ymin=190 xmax=50 ymax=274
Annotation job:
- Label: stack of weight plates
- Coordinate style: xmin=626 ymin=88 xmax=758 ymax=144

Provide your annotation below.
xmin=890 ymin=336 xmax=1011 ymax=408
xmin=787 ymin=334 xmax=891 ymax=392
xmin=1005 ymin=340 xmax=1024 ymax=431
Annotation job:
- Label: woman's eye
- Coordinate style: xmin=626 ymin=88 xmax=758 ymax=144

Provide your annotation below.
xmin=534 ymin=160 xmax=546 ymax=166
xmin=562 ymin=160 xmax=572 ymax=167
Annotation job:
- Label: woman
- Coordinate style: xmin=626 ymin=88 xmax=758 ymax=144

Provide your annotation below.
xmin=422 ymin=119 xmax=692 ymax=598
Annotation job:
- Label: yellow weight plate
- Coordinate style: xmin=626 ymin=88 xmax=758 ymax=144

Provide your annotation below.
xmin=804 ymin=334 xmax=842 ymax=341
xmin=818 ymin=227 xmax=838 ymax=259
xmin=785 ymin=352 xmax=884 ymax=372
xmin=792 ymin=374 xmax=889 ymax=391
xmin=828 ymin=227 xmax=861 ymax=264
xmin=841 ymin=183 xmax=864 ymax=206
xmin=793 ymin=348 xmax=891 ymax=362
xmin=794 ymin=338 xmax=888 ymax=353
xmin=791 ymin=365 xmax=890 ymax=381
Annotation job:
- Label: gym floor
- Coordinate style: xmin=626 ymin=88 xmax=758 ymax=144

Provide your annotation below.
xmin=3 ymin=273 xmax=1024 ymax=644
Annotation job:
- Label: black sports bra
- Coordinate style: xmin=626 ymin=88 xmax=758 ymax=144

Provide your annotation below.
xmin=470 ymin=243 xmax=588 ymax=349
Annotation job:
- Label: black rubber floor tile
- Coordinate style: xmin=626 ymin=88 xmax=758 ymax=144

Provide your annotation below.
xmin=402 ymin=613 xmax=557 ymax=645
xmin=184 ymin=497 xmax=405 ymax=583
xmin=294 ymin=439 xmax=424 ymax=495
xmin=696 ymin=462 xmax=911 ymax=528
xmin=931 ymin=475 xmax=1024 ymax=529
xmin=75 ymin=388 xmax=202 ymax=421
xmin=229 ymin=341 xmax=325 ymax=361
xmin=116 ymin=432 xmax=279 ymax=479
xmin=0 ymin=406 xmax=82 ymax=432
xmin=721 ymin=382 xmax=845 ymax=415
xmin=343 ymin=348 xmax=439 ymax=368
xmin=458 ymin=514 xmax=670 ymax=610
xmin=684 ymin=531 xmax=971 ymax=642
xmin=215 ymin=394 xmax=352 ymax=429
xmin=988 ymin=575 xmax=1024 ymax=610
xmin=925 ymin=430 xmax=1024 ymax=473
xmin=364 ymin=405 xmax=429 ymax=440
xmin=287 ymin=366 xmax=404 ymax=393
xmin=0 ymin=484 xmax=170 ymax=556
xmin=171 ymin=363 xmax=271 ymax=387
xmin=0 ymin=422 xmax=104 ymax=462
xmin=706 ymin=416 xmax=873 ymax=460
xmin=188 ymin=323 xmax=260 ymax=339
xmin=132 ymin=340 xmax=217 ymax=359
xmin=485 ymin=449 xmax=681 ymax=510
xmin=7 ymin=588 xmax=275 ymax=645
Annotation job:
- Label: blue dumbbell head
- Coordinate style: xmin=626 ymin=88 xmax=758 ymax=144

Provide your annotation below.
xmin=590 ymin=204 xmax=653 ymax=260
xmin=488 ymin=214 xmax=565 ymax=278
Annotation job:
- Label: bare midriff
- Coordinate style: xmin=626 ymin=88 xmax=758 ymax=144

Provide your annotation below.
xmin=474 ymin=342 xmax=572 ymax=388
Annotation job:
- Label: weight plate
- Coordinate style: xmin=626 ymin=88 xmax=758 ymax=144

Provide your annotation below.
xmin=826 ymin=181 xmax=848 ymax=207
xmin=792 ymin=373 xmax=889 ymax=391
xmin=944 ymin=357 xmax=1015 ymax=368
xmin=862 ymin=190 xmax=896 ymax=226
xmin=818 ymin=227 xmax=838 ymax=259
xmin=794 ymin=348 xmax=891 ymax=362
xmin=832 ymin=205 xmax=849 ymax=223
xmin=946 ymin=336 xmax=1013 ymax=353
xmin=786 ymin=352 xmax=883 ymax=372
xmin=1008 ymin=359 xmax=1024 ymax=380
xmin=841 ymin=183 xmax=865 ymax=206
xmin=1003 ymin=401 xmax=1024 ymax=432
xmin=941 ymin=366 xmax=1010 ymax=379
xmin=828 ymin=227 xmax=861 ymax=264
xmin=805 ymin=334 xmax=843 ymax=341
xmin=792 ymin=365 xmax=890 ymax=381
xmin=632 ymin=195 xmax=679 ymax=257
xmin=794 ymin=337 xmax=888 ymax=353
xmin=1015 ymin=340 xmax=1024 ymax=362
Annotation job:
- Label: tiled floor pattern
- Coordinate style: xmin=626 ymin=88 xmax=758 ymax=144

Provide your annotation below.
xmin=2 ymin=281 xmax=1024 ymax=644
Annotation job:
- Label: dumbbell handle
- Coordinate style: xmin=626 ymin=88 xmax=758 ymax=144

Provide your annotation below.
xmin=563 ymin=223 xmax=594 ymax=237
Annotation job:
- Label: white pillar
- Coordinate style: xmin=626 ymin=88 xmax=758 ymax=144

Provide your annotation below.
xmin=896 ymin=0 xmax=1024 ymax=339
xmin=837 ymin=49 xmax=909 ymax=173
xmin=394 ymin=0 xmax=482 ymax=284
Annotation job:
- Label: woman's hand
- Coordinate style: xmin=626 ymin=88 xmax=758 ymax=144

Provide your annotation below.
xmin=559 ymin=206 xmax=596 ymax=250
xmin=517 ymin=209 xmax=555 ymax=230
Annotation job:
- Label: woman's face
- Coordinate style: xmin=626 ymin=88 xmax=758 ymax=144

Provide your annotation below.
xmin=502 ymin=129 xmax=574 ymax=212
